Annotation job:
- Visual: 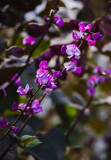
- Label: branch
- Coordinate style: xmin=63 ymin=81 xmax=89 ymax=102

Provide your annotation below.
xmin=65 ymin=96 xmax=93 ymax=139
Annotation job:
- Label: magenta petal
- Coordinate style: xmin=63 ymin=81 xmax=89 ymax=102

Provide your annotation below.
xmin=39 ymin=60 xmax=48 ymax=69
xmin=17 ymin=86 xmax=26 ymax=95
xmin=56 ymin=19 xmax=64 ymax=27
xmin=75 ymin=67 xmax=82 ymax=74
xmin=87 ymin=88 xmax=95 ymax=97
xmin=85 ymin=24 xmax=92 ymax=30
xmin=79 ymin=22 xmax=85 ymax=32
xmin=33 ymin=106 xmax=43 ymax=114
xmin=88 ymin=40 xmax=96 ymax=46
xmin=92 ymin=32 xmax=101 ymax=40
xmin=23 ymin=36 xmax=36 ymax=46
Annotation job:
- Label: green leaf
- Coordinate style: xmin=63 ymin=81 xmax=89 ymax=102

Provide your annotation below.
xmin=21 ymin=135 xmax=42 ymax=148
xmin=33 ymin=40 xmax=49 ymax=58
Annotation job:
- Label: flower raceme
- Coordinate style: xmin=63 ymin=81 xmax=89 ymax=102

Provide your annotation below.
xmin=87 ymin=66 xmax=111 ymax=97
xmin=72 ymin=22 xmax=101 ymax=46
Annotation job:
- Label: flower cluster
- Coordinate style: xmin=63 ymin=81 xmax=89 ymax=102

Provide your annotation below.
xmin=0 ymin=118 xmax=19 ymax=134
xmin=12 ymin=100 xmax=43 ymax=115
xmin=61 ymin=44 xmax=82 ymax=74
xmin=34 ymin=60 xmax=61 ymax=93
xmin=87 ymin=66 xmax=111 ymax=97
xmin=73 ymin=22 xmax=101 ymax=46
xmin=23 ymin=36 xmax=36 ymax=46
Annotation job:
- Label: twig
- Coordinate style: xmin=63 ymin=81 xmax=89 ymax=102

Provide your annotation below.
xmin=65 ymin=96 xmax=93 ymax=139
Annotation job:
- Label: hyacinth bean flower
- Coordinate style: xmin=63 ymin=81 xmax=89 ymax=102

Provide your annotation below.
xmin=64 ymin=60 xmax=82 ymax=74
xmin=54 ymin=15 xmax=64 ymax=27
xmin=65 ymin=44 xmax=81 ymax=59
xmin=31 ymin=100 xmax=43 ymax=114
xmin=17 ymin=84 xmax=30 ymax=96
xmin=12 ymin=126 xmax=19 ymax=134
xmin=0 ymin=118 xmax=8 ymax=128
xmin=23 ymin=36 xmax=36 ymax=46
xmin=11 ymin=74 xmax=21 ymax=86
xmin=72 ymin=22 xmax=101 ymax=47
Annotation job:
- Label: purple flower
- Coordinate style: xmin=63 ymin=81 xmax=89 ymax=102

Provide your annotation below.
xmin=88 ymin=40 xmax=96 ymax=46
xmin=72 ymin=31 xmax=83 ymax=40
xmin=92 ymin=32 xmax=101 ymax=40
xmin=31 ymin=100 xmax=43 ymax=114
xmin=87 ymin=88 xmax=95 ymax=97
xmin=64 ymin=61 xmax=77 ymax=72
xmin=23 ymin=36 xmax=36 ymax=46
xmin=105 ymin=68 xmax=111 ymax=75
xmin=75 ymin=67 xmax=82 ymax=74
xmin=61 ymin=45 xmax=67 ymax=55
xmin=12 ymin=126 xmax=19 ymax=134
xmin=79 ymin=22 xmax=86 ymax=32
xmin=66 ymin=44 xmax=81 ymax=59
xmin=54 ymin=15 xmax=64 ymax=27
xmin=18 ymin=103 xmax=26 ymax=110
xmin=12 ymin=102 xmax=18 ymax=111
xmin=79 ymin=22 xmax=92 ymax=32
xmin=27 ymin=107 xmax=33 ymax=115
xmin=52 ymin=70 xmax=62 ymax=78
xmin=0 ymin=118 xmax=8 ymax=128
xmin=11 ymin=74 xmax=21 ymax=86
xmin=39 ymin=60 xmax=48 ymax=69
xmin=93 ymin=66 xmax=103 ymax=74
xmin=17 ymin=84 xmax=30 ymax=95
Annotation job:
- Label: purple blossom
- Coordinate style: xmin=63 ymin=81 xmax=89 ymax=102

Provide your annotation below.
xmin=54 ymin=15 xmax=64 ymax=27
xmin=23 ymin=36 xmax=36 ymax=46
xmin=105 ymin=68 xmax=111 ymax=75
xmin=64 ymin=61 xmax=77 ymax=72
xmin=31 ymin=100 xmax=43 ymax=114
xmin=79 ymin=23 xmax=92 ymax=32
xmin=87 ymin=88 xmax=95 ymax=97
xmin=72 ymin=31 xmax=83 ymax=40
xmin=12 ymin=126 xmax=19 ymax=134
xmin=93 ymin=66 xmax=103 ymax=74
xmin=66 ymin=44 xmax=81 ymax=59
xmin=61 ymin=45 xmax=67 ymax=55
xmin=52 ymin=70 xmax=62 ymax=78
xmin=12 ymin=102 xmax=18 ymax=111
xmin=18 ymin=103 xmax=26 ymax=110
xmin=17 ymin=84 xmax=30 ymax=95
xmin=72 ymin=22 xmax=101 ymax=47
xmin=27 ymin=107 xmax=33 ymax=115
xmin=75 ymin=67 xmax=82 ymax=74
xmin=39 ymin=60 xmax=48 ymax=69
xmin=0 ymin=118 xmax=8 ymax=128
xmin=11 ymin=74 xmax=21 ymax=86
xmin=92 ymin=32 xmax=101 ymax=40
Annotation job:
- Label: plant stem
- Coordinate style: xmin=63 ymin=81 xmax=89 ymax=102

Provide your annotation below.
xmin=65 ymin=96 xmax=93 ymax=139
xmin=0 ymin=85 xmax=41 ymax=141
xmin=0 ymin=92 xmax=47 ymax=159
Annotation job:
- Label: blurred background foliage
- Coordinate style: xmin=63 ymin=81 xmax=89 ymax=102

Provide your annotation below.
xmin=0 ymin=0 xmax=111 ymax=160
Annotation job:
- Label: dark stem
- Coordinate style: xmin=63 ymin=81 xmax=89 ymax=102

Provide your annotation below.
xmin=0 ymin=92 xmax=47 ymax=159
xmin=0 ymin=85 xmax=41 ymax=141
xmin=1 ymin=0 xmax=59 ymax=98
xmin=65 ymin=96 xmax=93 ymax=139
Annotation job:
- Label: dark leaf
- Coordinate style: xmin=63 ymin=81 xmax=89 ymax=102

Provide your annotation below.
xmin=26 ymin=23 xmax=48 ymax=38
xmin=9 ymin=46 xmax=27 ymax=58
